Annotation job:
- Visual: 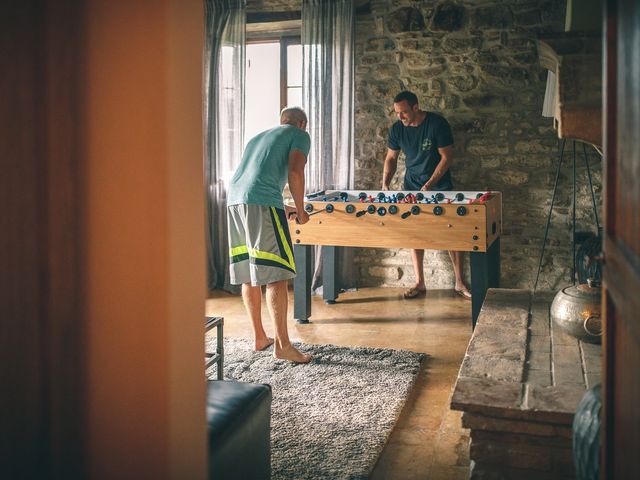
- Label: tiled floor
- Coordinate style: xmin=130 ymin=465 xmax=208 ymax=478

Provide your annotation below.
xmin=207 ymin=286 xmax=473 ymax=479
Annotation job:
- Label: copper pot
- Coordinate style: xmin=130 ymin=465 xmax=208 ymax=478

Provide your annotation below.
xmin=550 ymin=281 xmax=602 ymax=344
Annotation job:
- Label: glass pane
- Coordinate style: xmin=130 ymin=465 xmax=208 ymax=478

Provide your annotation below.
xmin=287 ymin=44 xmax=302 ymax=86
xmin=287 ymin=87 xmax=302 ymax=108
xmin=245 ymin=42 xmax=280 ymax=145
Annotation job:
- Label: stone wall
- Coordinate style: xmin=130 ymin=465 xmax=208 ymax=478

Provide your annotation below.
xmin=246 ymin=0 xmax=603 ymax=291
xmin=354 ymin=0 xmax=602 ymax=291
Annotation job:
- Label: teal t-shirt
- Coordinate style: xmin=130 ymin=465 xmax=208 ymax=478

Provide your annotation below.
xmin=227 ymin=125 xmax=311 ymax=209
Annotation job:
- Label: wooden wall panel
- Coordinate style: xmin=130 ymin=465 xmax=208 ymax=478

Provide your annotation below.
xmin=1 ymin=2 xmax=51 ymax=477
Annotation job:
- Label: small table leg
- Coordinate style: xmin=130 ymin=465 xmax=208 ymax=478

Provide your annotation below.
xmin=293 ymin=244 xmax=312 ymax=323
xmin=322 ymin=246 xmax=339 ymax=304
xmin=470 ymin=238 xmax=501 ymax=329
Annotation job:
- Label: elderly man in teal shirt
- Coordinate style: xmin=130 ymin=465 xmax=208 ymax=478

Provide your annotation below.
xmin=227 ymin=107 xmax=312 ymax=363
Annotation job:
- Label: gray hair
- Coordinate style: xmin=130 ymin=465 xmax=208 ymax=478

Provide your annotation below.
xmin=280 ymin=106 xmax=307 ymax=125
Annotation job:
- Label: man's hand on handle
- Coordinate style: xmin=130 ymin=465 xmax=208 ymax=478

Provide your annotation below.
xmin=285 ymin=205 xmax=309 ymax=225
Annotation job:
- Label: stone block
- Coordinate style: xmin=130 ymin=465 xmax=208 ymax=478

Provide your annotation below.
xmin=364 ymin=37 xmax=395 ymax=53
xmin=462 ymin=412 xmax=572 ymax=438
xmin=470 ymin=462 xmax=563 ymax=480
xmin=386 ymin=7 xmax=425 ymax=33
xmin=551 ymin=328 xmax=580 ymax=347
xmin=480 ymin=157 xmax=501 ymax=169
xmin=401 ymin=51 xmax=428 ymax=68
xmin=460 ymin=354 xmax=524 ymax=383
xmin=472 ymin=429 xmax=572 ymax=449
xmin=585 ymin=372 xmax=601 ymax=389
xmin=524 ymin=384 xmax=585 ymax=423
xmin=529 ymin=335 xmax=551 ymax=353
xmin=466 ymin=138 xmax=510 ymax=156
xmin=467 ymin=325 xmax=527 ymax=362
xmin=583 ymin=350 xmax=602 ymax=374
xmin=462 ymin=94 xmax=510 ymax=111
xmin=552 ymin=446 xmax=577 ymax=475
xmin=359 ymin=52 xmax=395 ymax=65
xmin=451 ymin=377 xmax=523 ymax=415
xmin=407 ymin=64 xmax=447 ymax=77
xmin=442 ymin=36 xmax=483 ymax=53
xmin=479 ymin=65 xmax=530 ymax=87
xmin=553 ymin=343 xmax=581 ymax=362
xmin=432 ymin=2 xmax=464 ymax=31
xmin=580 ymin=341 xmax=601 ymax=357
xmin=553 ymin=362 xmax=585 ymax=387
xmin=470 ymin=439 xmax=553 ymax=471
xmin=514 ymin=139 xmax=555 ymax=154
xmin=496 ymin=170 xmax=530 ymax=186
xmin=477 ymin=290 xmax=530 ymax=328
xmin=515 ymin=9 xmax=541 ymax=27
xmin=367 ymin=80 xmax=403 ymax=98
xmin=449 ymin=74 xmax=479 ymax=92
xmin=471 ymin=5 xmax=514 ymax=30
xmin=370 ymin=64 xmax=401 ymax=80
xmin=368 ymin=266 xmax=401 ymax=280
xmin=525 ymin=368 xmax=552 ymax=386
xmin=527 ymin=351 xmax=550 ymax=371
xmin=530 ymin=305 xmax=551 ymax=337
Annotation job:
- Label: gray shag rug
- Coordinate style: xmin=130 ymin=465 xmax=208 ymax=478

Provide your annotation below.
xmin=206 ymin=336 xmax=425 ymax=480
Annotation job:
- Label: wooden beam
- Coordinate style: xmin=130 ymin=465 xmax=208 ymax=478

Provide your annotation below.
xmin=247 ymin=11 xmax=300 ymax=24
xmin=247 ymin=1 xmax=370 ymax=25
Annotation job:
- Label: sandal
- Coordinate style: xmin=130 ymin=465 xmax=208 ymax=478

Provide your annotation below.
xmin=403 ymin=287 xmax=426 ymax=299
xmin=454 ymin=288 xmax=472 ymax=300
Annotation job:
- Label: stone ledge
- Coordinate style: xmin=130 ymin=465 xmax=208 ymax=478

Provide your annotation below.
xmin=451 ymin=288 xmax=592 ymax=422
xmin=462 ymin=413 xmax=573 ymax=438
xmin=451 ymin=288 xmax=602 ymax=479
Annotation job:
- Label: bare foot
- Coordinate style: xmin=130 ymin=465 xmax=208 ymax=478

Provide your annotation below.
xmin=454 ymin=284 xmax=472 ymax=300
xmin=403 ymin=283 xmax=426 ymax=299
xmin=254 ymin=337 xmax=274 ymax=351
xmin=274 ymin=344 xmax=312 ymax=363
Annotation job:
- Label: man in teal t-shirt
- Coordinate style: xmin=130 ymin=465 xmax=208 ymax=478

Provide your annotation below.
xmin=227 ymin=107 xmax=312 ymax=363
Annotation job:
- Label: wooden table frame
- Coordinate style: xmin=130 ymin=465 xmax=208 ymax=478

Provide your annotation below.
xmin=291 ymin=190 xmax=502 ymax=329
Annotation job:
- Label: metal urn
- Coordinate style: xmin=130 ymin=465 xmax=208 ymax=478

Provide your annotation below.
xmin=550 ymin=279 xmax=602 ymax=344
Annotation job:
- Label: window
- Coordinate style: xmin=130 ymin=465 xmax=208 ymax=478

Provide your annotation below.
xmin=245 ymin=37 xmax=301 ymax=145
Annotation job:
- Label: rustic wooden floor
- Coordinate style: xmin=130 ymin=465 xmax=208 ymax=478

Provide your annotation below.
xmin=207 ymin=286 xmax=473 ymax=479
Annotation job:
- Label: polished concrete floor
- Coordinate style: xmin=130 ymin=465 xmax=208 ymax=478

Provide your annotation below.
xmin=206 ymin=286 xmax=472 ymax=479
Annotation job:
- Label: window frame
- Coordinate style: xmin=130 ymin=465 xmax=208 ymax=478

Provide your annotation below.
xmin=246 ymin=35 xmax=301 ymax=112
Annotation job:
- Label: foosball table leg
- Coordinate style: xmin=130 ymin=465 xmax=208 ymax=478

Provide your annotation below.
xmin=470 ymin=237 xmax=501 ymax=329
xmin=322 ymin=246 xmax=339 ymax=304
xmin=294 ymin=244 xmax=312 ymax=323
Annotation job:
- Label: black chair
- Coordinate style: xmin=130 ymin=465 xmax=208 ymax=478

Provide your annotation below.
xmin=207 ymin=380 xmax=272 ymax=480
xmin=205 ymin=316 xmax=272 ymax=479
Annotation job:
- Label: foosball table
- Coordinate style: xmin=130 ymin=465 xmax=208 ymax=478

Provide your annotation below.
xmin=289 ymin=190 xmax=502 ymax=328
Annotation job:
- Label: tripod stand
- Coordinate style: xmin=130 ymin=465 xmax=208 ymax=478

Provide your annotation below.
xmin=533 ymin=139 xmax=601 ymax=291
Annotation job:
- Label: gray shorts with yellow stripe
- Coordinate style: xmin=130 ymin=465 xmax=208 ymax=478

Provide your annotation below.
xmin=227 ymin=204 xmax=296 ymax=286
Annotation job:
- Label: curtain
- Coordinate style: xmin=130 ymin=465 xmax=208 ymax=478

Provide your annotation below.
xmin=302 ymin=0 xmax=356 ymax=290
xmin=204 ymin=0 xmax=245 ymax=291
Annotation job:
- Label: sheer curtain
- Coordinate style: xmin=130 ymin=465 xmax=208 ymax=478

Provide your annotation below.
xmin=302 ymin=0 xmax=356 ymax=290
xmin=204 ymin=0 xmax=245 ymax=291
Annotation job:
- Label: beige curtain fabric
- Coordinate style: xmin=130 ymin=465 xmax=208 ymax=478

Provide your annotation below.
xmin=302 ymin=0 xmax=356 ymax=290
xmin=204 ymin=0 xmax=245 ymax=291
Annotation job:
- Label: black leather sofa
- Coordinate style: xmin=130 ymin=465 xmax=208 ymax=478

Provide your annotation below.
xmin=207 ymin=380 xmax=272 ymax=480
